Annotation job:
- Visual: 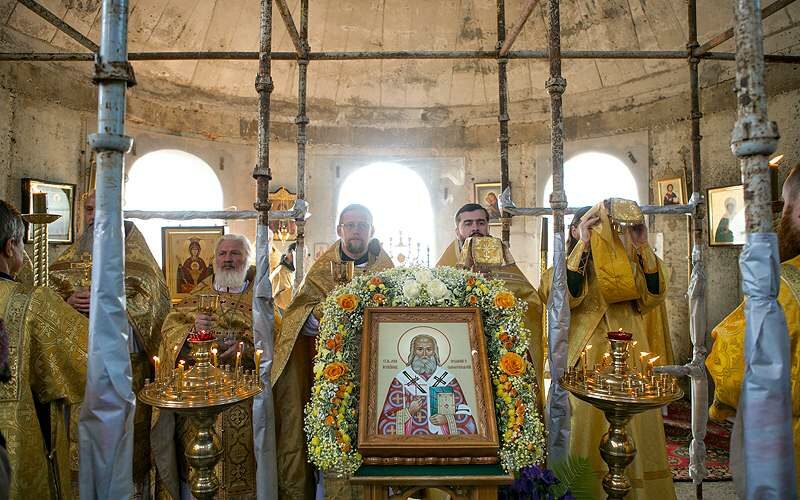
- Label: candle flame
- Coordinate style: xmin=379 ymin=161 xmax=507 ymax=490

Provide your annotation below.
xmin=586 ymin=344 xmax=593 ymax=350
xmin=640 ymin=351 xmax=649 ymax=357
xmin=256 ymin=349 xmax=263 ymax=355
xmin=152 ymin=356 xmax=159 ymax=363
xmin=179 ymin=360 xmax=185 ymax=366
xmin=603 ymin=353 xmax=610 ymax=358
xmin=211 ymin=347 xmax=218 ymax=354
xmin=632 ymin=341 xmax=638 ymax=347
xmin=649 ymin=355 xmax=660 ymax=364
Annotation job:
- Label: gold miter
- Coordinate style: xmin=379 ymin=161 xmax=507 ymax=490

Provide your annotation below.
xmin=604 ymin=198 xmax=644 ymax=232
xmin=458 ymin=236 xmax=506 ymax=270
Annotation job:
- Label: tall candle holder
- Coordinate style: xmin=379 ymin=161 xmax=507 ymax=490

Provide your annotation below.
xmin=559 ymin=331 xmax=682 ymax=500
xmin=22 ymin=192 xmax=61 ymax=287
xmin=138 ymin=331 xmax=262 ymax=500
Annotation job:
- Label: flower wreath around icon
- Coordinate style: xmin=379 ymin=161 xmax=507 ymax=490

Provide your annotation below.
xmin=304 ymin=265 xmax=546 ymax=475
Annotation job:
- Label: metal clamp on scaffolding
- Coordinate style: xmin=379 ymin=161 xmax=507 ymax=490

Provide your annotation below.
xmin=92 ymin=56 xmax=137 ymax=87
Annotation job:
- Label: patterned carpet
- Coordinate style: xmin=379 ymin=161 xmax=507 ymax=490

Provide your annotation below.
xmin=664 ymin=400 xmax=732 ymax=482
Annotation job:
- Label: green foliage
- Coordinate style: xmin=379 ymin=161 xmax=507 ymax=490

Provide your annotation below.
xmin=550 ymin=456 xmax=594 ymax=500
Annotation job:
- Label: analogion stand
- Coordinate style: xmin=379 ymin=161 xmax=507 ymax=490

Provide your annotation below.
xmin=350 ymin=464 xmax=513 ymax=500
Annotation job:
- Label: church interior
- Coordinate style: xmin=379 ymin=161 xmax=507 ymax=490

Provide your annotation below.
xmin=0 ymin=0 xmax=799 ymax=498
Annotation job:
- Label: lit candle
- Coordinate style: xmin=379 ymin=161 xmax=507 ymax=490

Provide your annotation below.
xmin=648 ymin=355 xmax=660 ymax=377
xmin=153 ymin=356 xmax=160 ymax=379
xmin=639 ymin=352 xmax=649 ymax=375
xmin=601 ymin=353 xmax=611 ymax=368
xmin=235 ymin=351 xmax=242 ymax=378
xmin=211 ymin=347 xmax=218 ymax=366
xmin=32 ymin=192 xmax=47 ymax=214
xmin=255 ymin=349 xmax=262 ymax=372
xmin=177 ymin=360 xmax=185 ymax=391
xmin=582 ymin=344 xmax=592 ymax=377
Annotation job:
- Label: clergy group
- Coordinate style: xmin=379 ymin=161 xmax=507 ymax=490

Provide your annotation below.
xmin=0 ymin=163 xmax=797 ymax=499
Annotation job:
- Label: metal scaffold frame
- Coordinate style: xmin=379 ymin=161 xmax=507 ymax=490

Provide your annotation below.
xmin=4 ymin=0 xmax=796 ymax=498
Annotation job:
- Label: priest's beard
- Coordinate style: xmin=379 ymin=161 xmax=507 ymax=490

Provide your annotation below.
xmin=410 ymin=355 xmax=439 ymax=376
xmin=345 ymin=237 xmax=367 ymax=256
xmin=76 ymin=224 xmax=94 ymax=255
xmin=214 ymin=266 xmax=248 ymax=290
xmin=778 ymin=206 xmax=800 ymax=261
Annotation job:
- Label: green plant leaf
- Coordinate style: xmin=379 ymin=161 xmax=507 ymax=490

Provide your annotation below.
xmin=551 ymin=455 xmax=595 ymax=500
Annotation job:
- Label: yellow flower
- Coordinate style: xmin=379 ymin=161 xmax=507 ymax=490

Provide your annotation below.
xmin=499 ymin=352 xmax=526 ymax=376
xmin=493 ymin=291 xmax=516 ymax=309
xmin=311 ymin=436 xmax=320 ymax=446
xmin=336 ymin=293 xmax=359 ymax=312
xmin=323 ymin=362 xmax=347 ymax=382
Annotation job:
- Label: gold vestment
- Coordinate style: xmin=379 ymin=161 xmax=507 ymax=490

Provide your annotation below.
xmin=272 ymin=240 xmax=393 ymax=499
xmin=270 ymin=263 xmax=295 ymax=313
xmin=154 ymin=266 xmax=264 ymax=500
xmin=539 ymin=206 xmax=675 ymax=500
xmin=437 ymin=239 xmax=544 ymax=405
xmin=0 ymin=280 xmax=88 ymax=500
xmin=707 ymin=254 xmax=800 ymax=481
xmin=49 ymin=221 xmax=171 ymax=489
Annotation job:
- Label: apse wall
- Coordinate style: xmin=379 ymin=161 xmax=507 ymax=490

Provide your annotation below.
xmin=1 ymin=59 xmax=799 ymax=365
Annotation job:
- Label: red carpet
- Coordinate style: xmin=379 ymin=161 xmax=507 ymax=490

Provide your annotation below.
xmin=663 ymin=399 xmax=732 ymax=482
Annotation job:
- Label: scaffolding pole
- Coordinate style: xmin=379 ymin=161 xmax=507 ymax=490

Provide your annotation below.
xmin=497 ymin=0 xmax=511 ymax=246
xmin=251 ymin=0 xmax=279 ymax=497
xmin=78 ymin=0 xmax=134 ymax=497
xmin=294 ymin=0 xmax=309 ymax=289
xmin=17 ymin=0 xmax=99 ymax=52
xmin=695 ymin=0 xmax=799 ymax=56
xmin=732 ymin=0 xmax=796 ymax=494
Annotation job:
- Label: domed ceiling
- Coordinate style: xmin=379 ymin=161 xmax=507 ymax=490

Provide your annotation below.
xmin=1 ymin=0 xmax=798 ymax=119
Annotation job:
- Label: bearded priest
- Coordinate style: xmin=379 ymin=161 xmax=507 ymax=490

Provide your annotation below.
xmin=436 ymin=203 xmax=544 ymax=406
xmin=0 ymin=200 xmax=88 ymax=499
xmin=153 ymin=234 xmax=265 ymax=499
xmin=272 ymin=204 xmax=393 ymax=499
xmin=49 ymin=190 xmax=170 ymax=496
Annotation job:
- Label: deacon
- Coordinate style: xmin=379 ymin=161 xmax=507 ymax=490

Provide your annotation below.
xmin=50 ymin=190 xmax=171 ymax=496
xmin=272 ymin=204 xmax=393 ymax=499
xmin=270 ymin=242 xmax=296 ymax=314
xmin=0 ymin=200 xmax=89 ymax=499
xmin=153 ymin=234 xmax=262 ymax=499
xmin=539 ymin=199 xmax=674 ymax=499
xmin=707 ymin=163 xmax=800 ymax=481
xmin=437 ymin=203 xmax=544 ymax=401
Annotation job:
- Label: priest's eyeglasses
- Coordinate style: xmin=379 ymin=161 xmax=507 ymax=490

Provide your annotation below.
xmin=339 ymin=222 xmax=371 ymax=231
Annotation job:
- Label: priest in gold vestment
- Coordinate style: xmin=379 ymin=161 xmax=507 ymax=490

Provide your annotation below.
xmin=270 ymin=242 xmax=296 ymax=314
xmin=0 ymin=200 xmax=89 ymax=499
xmin=707 ymin=165 xmax=800 ymax=482
xmin=539 ymin=200 xmax=675 ymax=499
xmin=49 ymin=191 xmax=170 ymax=495
xmin=153 ymin=234 xmax=264 ymax=499
xmin=436 ymin=203 xmax=544 ymax=404
xmin=272 ymin=204 xmax=393 ymax=499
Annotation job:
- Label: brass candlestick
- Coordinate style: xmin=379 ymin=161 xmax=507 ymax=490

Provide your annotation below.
xmin=138 ymin=334 xmax=262 ymax=500
xmin=22 ymin=192 xmax=61 ymax=287
xmin=559 ymin=331 xmax=682 ymax=500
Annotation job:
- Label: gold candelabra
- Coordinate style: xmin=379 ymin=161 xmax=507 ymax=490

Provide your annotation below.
xmin=138 ymin=333 xmax=263 ymax=500
xmin=559 ymin=331 xmax=683 ymax=500
xmin=22 ymin=192 xmax=61 ymax=287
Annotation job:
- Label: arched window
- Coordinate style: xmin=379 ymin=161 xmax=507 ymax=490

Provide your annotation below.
xmin=337 ymin=162 xmax=435 ymax=266
xmin=124 ymin=149 xmax=223 ymax=266
xmin=542 ymin=152 xmax=639 ymax=261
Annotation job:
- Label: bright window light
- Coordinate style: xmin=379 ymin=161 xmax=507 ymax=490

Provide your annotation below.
xmin=124 ymin=149 xmax=223 ymax=266
xmin=337 ymin=162 xmax=435 ymax=266
xmin=542 ymin=152 xmax=639 ymax=262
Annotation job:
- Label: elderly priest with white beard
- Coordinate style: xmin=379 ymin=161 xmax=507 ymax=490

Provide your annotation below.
xmin=153 ymin=234 xmax=269 ymax=500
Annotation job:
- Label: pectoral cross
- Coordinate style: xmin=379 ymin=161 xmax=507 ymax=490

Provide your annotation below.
xmin=69 ymin=253 xmax=92 ymax=288
xmin=431 ymin=371 xmax=449 ymax=388
xmin=402 ymin=372 xmax=426 ymax=393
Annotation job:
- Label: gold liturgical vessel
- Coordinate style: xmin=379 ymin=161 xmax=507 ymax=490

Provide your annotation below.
xmin=139 ymin=332 xmax=262 ymax=500
xmin=559 ymin=331 xmax=682 ymax=500
xmin=22 ymin=192 xmax=61 ymax=287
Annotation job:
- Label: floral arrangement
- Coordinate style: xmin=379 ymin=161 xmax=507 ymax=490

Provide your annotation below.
xmin=304 ymin=266 xmax=546 ymax=475
xmin=501 ymin=465 xmax=575 ymax=500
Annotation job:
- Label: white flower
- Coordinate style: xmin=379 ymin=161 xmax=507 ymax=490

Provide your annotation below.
xmin=427 ymin=279 xmax=449 ymax=300
xmin=413 ymin=268 xmax=434 ymax=285
xmin=402 ymin=280 xmax=421 ymax=299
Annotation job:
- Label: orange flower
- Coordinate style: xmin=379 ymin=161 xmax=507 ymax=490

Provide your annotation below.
xmin=499 ymin=352 xmax=526 ymax=376
xmin=325 ymin=333 xmax=343 ymax=352
xmin=499 ymin=332 xmax=509 ymax=342
xmin=369 ymin=276 xmax=383 ymax=286
xmin=323 ymin=362 xmax=347 ymax=381
xmin=468 ymin=295 xmax=478 ymax=306
xmin=372 ymin=293 xmax=386 ymax=304
xmin=336 ymin=293 xmax=359 ymax=312
xmin=499 ymin=374 xmax=508 ymax=383
xmin=466 ymin=277 xmax=476 ymax=287
xmin=341 ymin=443 xmax=352 ymax=452
xmin=493 ymin=291 xmax=516 ymax=309
xmin=324 ymin=415 xmax=335 ymax=426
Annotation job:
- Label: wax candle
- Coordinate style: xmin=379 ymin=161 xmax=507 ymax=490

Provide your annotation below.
xmin=153 ymin=356 xmax=160 ymax=379
xmin=255 ymin=349 xmax=262 ymax=372
xmin=211 ymin=347 xmax=218 ymax=366
xmin=639 ymin=352 xmax=649 ymax=375
xmin=648 ymin=355 xmax=660 ymax=377
xmin=32 ymin=192 xmax=47 ymax=214
xmin=235 ymin=351 xmax=242 ymax=378
xmin=177 ymin=360 xmax=185 ymax=391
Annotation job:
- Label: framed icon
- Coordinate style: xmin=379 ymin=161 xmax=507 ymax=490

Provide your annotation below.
xmin=20 ymin=178 xmax=76 ymax=244
xmin=162 ymin=226 xmax=225 ymax=302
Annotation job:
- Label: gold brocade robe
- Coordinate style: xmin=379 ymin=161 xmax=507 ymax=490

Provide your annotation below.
xmin=437 ymin=240 xmax=544 ymax=405
xmin=154 ymin=266 xmax=263 ymax=500
xmin=49 ymin=221 xmax=171 ymax=487
xmin=272 ymin=240 xmax=393 ymax=499
xmin=0 ymin=280 xmax=88 ymax=500
xmin=707 ymin=254 xmax=800 ymax=481
xmin=270 ymin=263 xmax=295 ymax=313
xmin=539 ymin=234 xmax=675 ymax=500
